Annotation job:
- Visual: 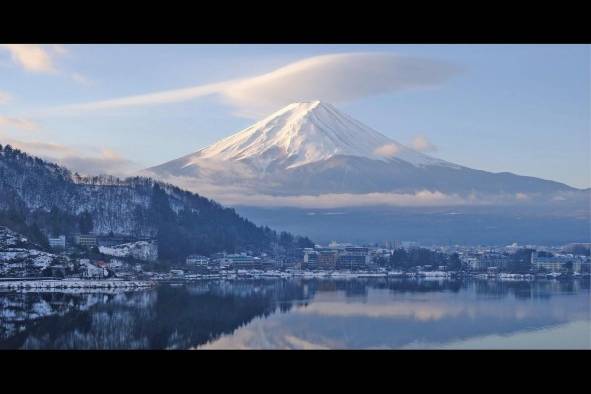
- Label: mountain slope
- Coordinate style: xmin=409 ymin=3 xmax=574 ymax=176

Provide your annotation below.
xmin=192 ymin=101 xmax=443 ymax=169
xmin=146 ymin=101 xmax=588 ymax=245
xmin=0 ymin=144 xmax=313 ymax=260
xmin=148 ymin=101 xmax=579 ymax=199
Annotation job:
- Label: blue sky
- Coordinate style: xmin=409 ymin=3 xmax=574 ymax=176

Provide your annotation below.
xmin=0 ymin=44 xmax=589 ymax=188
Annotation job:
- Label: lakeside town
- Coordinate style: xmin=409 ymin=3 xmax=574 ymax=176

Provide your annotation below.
xmin=1 ymin=225 xmax=590 ymax=290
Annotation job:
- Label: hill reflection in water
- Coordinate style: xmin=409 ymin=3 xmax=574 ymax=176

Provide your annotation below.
xmin=0 ymin=278 xmax=589 ymax=349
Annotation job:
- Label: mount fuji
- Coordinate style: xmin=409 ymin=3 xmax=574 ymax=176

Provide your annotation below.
xmin=148 ymin=101 xmax=578 ymax=198
xmin=146 ymin=101 xmax=589 ymax=244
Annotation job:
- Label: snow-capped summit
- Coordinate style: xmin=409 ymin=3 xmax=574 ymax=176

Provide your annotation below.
xmin=160 ymin=101 xmax=445 ymax=173
xmin=147 ymin=101 xmax=577 ymax=198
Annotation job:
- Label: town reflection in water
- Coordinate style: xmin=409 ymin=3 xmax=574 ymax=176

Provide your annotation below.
xmin=0 ymin=278 xmax=589 ymax=349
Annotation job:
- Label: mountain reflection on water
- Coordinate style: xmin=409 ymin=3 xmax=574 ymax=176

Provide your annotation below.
xmin=0 ymin=278 xmax=589 ymax=349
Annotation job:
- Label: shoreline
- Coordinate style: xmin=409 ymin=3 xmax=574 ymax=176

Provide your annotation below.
xmin=0 ymin=279 xmax=155 ymax=290
xmin=0 ymin=273 xmax=587 ymax=293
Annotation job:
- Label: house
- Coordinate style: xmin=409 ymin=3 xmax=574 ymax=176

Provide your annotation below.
xmin=80 ymin=259 xmax=108 ymax=278
xmin=170 ymin=269 xmax=185 ymax=277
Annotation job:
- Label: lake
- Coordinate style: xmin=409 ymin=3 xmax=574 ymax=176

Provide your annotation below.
xmin=1 ymin=278 xmax=589 ymax=349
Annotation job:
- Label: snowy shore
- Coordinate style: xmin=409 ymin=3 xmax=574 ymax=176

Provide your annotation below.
xmin=0 ymin=279 xmax=155 ymax=290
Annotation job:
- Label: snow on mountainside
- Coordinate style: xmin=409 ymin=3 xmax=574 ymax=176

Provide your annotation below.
xmin=0 ymin=145 xmax=310 ymax=260
xmin=192 ymin=101 xmax=446 ymax=169
xmin=99 ymin=241 xmax=158 ymax=262
xmin=151 ymin=101 xmax=452 ymax=180
xmin=147 ymin=101 xmax=579 ymax=199
xmin=0 ymin=226 xmax=59 ymax=277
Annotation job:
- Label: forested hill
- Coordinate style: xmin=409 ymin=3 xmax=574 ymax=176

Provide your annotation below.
xmin=0 ymin=144 xmax=313 ymax=260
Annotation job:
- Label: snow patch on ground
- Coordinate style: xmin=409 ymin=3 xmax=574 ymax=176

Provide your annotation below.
xmin=99 ymin=241 xmax=158 ymax=262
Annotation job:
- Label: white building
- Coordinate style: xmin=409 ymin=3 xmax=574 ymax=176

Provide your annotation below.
xmin=226 ymin=253 xmax=257 ymax=268
xmin=186 ymin=255 xmax=210 ymax=266
xmin=79 ymin=259 xmax=108 ymax=278
xmin=303 ymin=248 xmax=318 ymax=264
xmin=531 ymin=252 xmax=571 ymax=272
xmin=401 ymin=241 xmax=419 ymax=249
xmin=48 ymin=235 xmax=66 ymax=250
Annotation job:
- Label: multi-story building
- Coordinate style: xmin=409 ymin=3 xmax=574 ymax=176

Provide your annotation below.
xmin=303 ymin=248 xmax=319 ymax=266
xmin=186 ymin=255 xmax=210 ymax=266
xmin=531 ymin=252 xmax=572 ymax=272
xmin=573 ymin=260 xmax=591 ymax=273
xmin=316 ymin=248 xmax=338 ymax=269
xmin=226 ymin=253 xmax=258 ymax=269
xmin=401 ymin=241 xmax=419 ymax=250
xmin=48 ymin=235 xmax=66 ymax=250
xmin=337 ymin=254 xmax=367 ymax=269
xmin=532 ymin=257 xmax=566 ymax=272
xmin=464 ymin=257 xmax=481 ymax=270
xmin=337 ymin=247 xmax=370 ymax=269
xmin=480 ymin=252 xmax=509 ymax=270
xmin=74 ymin=234 xmax=97 ymax=248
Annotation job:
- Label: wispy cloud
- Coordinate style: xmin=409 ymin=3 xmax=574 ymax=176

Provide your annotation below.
xmin=0 ymin=44 xmax=89 ymax=84
xmin=49 ymin=44 xmax=69 ymax=56
xmin=54 ymin=81 xmax=230 ymax=113
xmin=410 ymin=135 xmax=437 ymax=153
xmin=0 ymin=91 xmax=11 ymax=104
xmin=57 ymin=149 xmax=138 ymax=176
xmin=143 ymin=171 xmax=556 ymax=209
xmin=219 ymin=190 xmax=468 ymax=208
xmin=0 ymin=44 xmax=56 ymax=73
xmin=70 ymin=72 xmax=94 ymax=86
xmin=49 ymin=53 xmax=461 ymax=117
xmin=374 ymin=143 xmax=400 ymax=158
xmin=0 ymin=115 xmax=39 ymax=132
xmin=0 ymin=135 xmax=138 ymax=176
xmin=222 ymin=53 xmax=461 ymax=117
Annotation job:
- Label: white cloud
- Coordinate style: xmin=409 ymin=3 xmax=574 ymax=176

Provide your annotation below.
xmin=54 ymin=81 xmax=230 ymax=113
xmin=51 ymin=52 xmax=460 ymax=117
xmin=0 ymin=44 xmax=55 ymax=73
xmin=71 ymin=72 xmax=94 ymax=86
xmin=1 ymin=139 xmax=79 ymax=159
xmin=222 ymin=53 xmax=460 ymax=117
xmin=219 ymin=190 xmax=467 ymax=209
xmin=141 ymin=172 xmax=472 ymax=208
xmin=374 ymin=143 xmax=400 ymax=158
xmin=0 ymin=91 xmax=11 ymax=104
xmin=49 ymin=44 xmax=69 ymax=55
xmin=142 ymin=171 xmax=554 ymax=209
xmin=0 ymin=44 xmax=84 ymax=83
xmin=0 ymin=115 xmax=39 ymax=132
xmin=58 ymin=150 xmax=138 ymax=176
xmin=0 ymin=135 xmax=138 ymax=176
xmin=410 ymin=135 xmax=437 ymax=152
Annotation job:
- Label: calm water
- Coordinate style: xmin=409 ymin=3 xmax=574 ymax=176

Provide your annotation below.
xmin=1 ymin=278 xmax=589 ymax=349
